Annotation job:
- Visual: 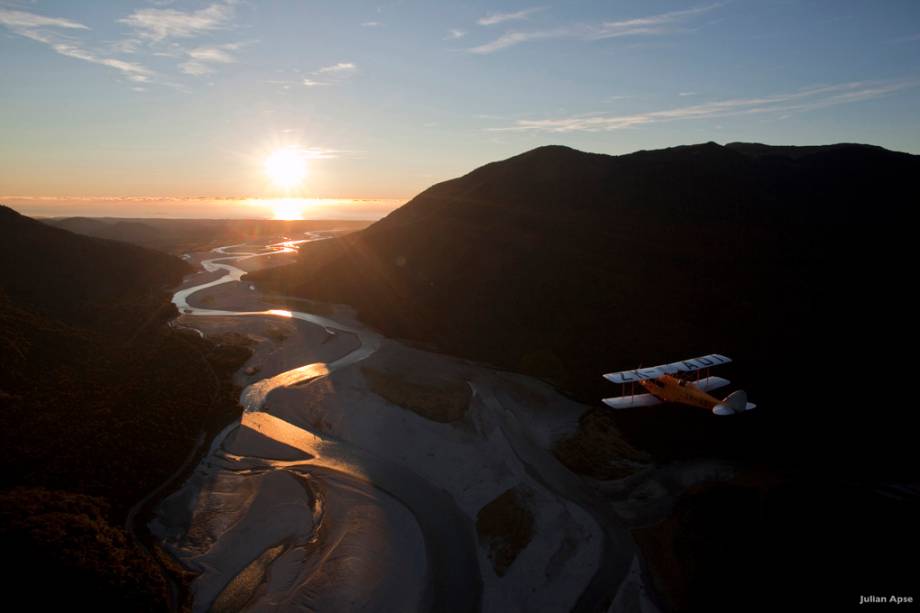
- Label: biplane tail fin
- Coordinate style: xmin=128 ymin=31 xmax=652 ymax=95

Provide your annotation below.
xmin=712 ymin=390 xmax=756 ymax=415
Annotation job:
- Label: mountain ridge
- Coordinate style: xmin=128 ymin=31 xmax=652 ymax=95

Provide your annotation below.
xmin=248 ymin=141 xmax=916 ymax=473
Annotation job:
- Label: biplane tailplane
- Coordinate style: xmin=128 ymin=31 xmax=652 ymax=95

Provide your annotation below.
xmin=712 ymin=390 xmax=754 ymax=415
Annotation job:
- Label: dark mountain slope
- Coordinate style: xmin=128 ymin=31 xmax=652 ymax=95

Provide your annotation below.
xmin=248 ymin=142 xmax=918 ymax=610
xmin=0 ymin=205 xmax=248 ymax=609
xmin=0 ymin=206 xmax=187 ymax=332
xmin=249 ymin=142 xmax=916 ymax=474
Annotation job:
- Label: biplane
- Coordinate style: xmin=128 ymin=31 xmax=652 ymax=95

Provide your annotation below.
xmin=602 ymin=354 xmax=756 ymax=415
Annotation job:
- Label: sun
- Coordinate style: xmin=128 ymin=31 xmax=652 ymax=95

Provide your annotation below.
xmin=264 ymin=148 xmax=307 ymax=190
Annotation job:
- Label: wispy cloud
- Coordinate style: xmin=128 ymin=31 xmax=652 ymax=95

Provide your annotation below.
xmin=188 ymin=45 xmax=236 ymax=63
xmin=586 ymin=4 xmax=722 ymax=40
xmin=278 ymin=63 xmax=358 ymax=88
xmin=2 ymin=3 xmax=247 ymax=83
xmin=470 ymin=30 xmax=560 ymax=54
xmin=179 ymin=61 xmax=210 ymax=76
xmin=478 ymin=7 xmax=545 ymax=27
xmin=20 ymin=30 xmax=154 ymax=82
xmin=296 ymin=147 xmax=343 ymax=160
xmin=317 ymin=62 xmax=357 ymax=74
xmin=0 ymin=9 xmax=88 ymax=30
xmin=1 ymin=8 xmax=154 ymax=82
xmin=469 ymin=3 xmax=720 ymax=54
xmin=445 ymin=29 xmax=466 ymax=40
xmin=116 ymin=3 xmax=250 ymax=79
xmin=109 ymin=38 xmax=142 ymax=54
xmin=176 ymin=41 xmax=250 ymax=75
xmin=490 ymin=80 xmax=918 ymax=132
xmin=361 ymin=21 xmax=382 ymax=27
xmin=119 ymin=1 xmax=236 ymax=42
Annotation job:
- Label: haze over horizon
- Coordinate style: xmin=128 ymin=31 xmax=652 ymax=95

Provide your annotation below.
xmin=2 ymin=0 xmax=920 ymax=218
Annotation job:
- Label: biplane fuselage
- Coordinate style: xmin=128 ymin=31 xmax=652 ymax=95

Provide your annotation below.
xmin=638 ymin=374 xmax=722 ymax=411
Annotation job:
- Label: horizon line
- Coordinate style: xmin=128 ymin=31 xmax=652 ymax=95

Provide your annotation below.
xmin=1 ymin=195 xmax=411 ymax=202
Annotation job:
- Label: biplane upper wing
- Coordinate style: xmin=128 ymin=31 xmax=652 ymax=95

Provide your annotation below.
xmin=602 ymin=393 xmax=662 ymax=409
xmin=661 ymin=354 xmax=732 ymax=374
xmin=603 ymin=366 xmax=667 ymax=384
xmin=603 ymin=354 xmax=731 ymax=384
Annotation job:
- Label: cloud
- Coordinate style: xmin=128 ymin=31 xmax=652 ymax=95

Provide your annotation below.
xmin=160 ymin=42 xmax=247 ymax=76
xmin=26 ymin=32 xmax=153 ymax=81
xmin=317 ymin=62 xmax=357 ymax=74
xmin=188 ymin=46 xmax=236 ymax=63
xmin=361 ymin=21 xmax=382 ymax=27
xmin=478 ymin=7 xmax=545 ymax=27
xmin=298 ymin=62 xmax=358 ymax=87
xmin=1 ymin=4 xmax=246 ymax=83
xmin=469 ymin=3 xmax=720 ymax=54
xmin=179 ymin=61 xmax=211 ymax=75
xmin=586 ymin=4 xmax=722 ymax=40
xmin=115 ymin=2 xmax=251 ymax=78
xmin=165 ymin=39 xmax=253 ymax=77
xmin=445 ymin=29 xmax=466 ymax=40
xmin=270 ymin=64 xmax=357 ymax=89
xmin=1 ymin=9 xmax=154 ymax=82
xmin=297 ymin=147 xmax=342 ymax=159
xmin=490 ymin=80 xmax=919 ymax=132
xmin=109 ymin=38 xmax=142 ymax=54
xmin=469 ymin=30 xmax=562 ymax=54
xmin=0 ymin=9 xmax=88 ymax=30
xmin=119 ymin=1 xmax=235 ymax=42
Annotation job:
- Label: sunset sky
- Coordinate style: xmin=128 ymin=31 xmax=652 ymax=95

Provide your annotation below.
xmin=2 ymin=0 xmax=919 ymax=217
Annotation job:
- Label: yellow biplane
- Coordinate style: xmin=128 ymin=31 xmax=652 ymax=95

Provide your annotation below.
xmin=602 ymin=354 xmax=755 ymax=415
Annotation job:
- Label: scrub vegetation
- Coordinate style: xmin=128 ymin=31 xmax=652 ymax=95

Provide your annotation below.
xmin=553 ymin=409 xmax=649 ymax=480
xmin=362 ymin=365 xmax=471 ymax=422
xmin=476 ymin=487 xmax=535 ymax=576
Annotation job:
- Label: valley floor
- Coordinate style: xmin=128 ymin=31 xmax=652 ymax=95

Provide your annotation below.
xmin=150 ymin=236 xmax=707 ymax=612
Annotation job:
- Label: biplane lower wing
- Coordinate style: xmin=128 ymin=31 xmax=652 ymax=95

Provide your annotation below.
xmin=601 ymin=376 xmax=730 ymax=410
xmin=602 ymin=393 xmax=662 ymax=409
xmin=694 ymin=376 xmax=731 ymax=393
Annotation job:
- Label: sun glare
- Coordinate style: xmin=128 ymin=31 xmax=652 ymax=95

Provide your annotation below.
xmin=270 ymin=198 xmax=304 ymax=220
xmin=264 ymin=148 xmax=307 ymax=190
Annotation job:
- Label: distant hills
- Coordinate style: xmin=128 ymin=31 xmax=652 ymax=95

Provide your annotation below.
xmin=44 ymin=216 xmax=370 ymax=254
xmin=48 ymin=216 xmax=164 ymax=246
xmin=248 ymin=142 xmax=917 ymax=474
